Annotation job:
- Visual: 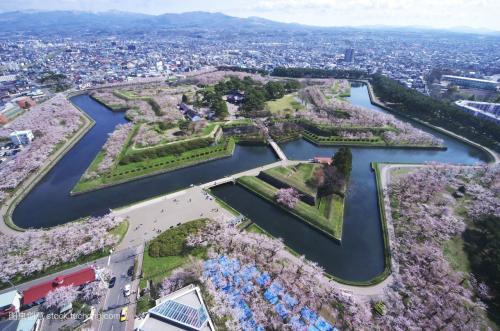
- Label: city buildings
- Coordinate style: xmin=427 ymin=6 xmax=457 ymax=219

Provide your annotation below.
xmin=344 ymin=48 xmax=354 ymax=63
xmin=135 ymin=284 xmax=215 ymax=331
xmin=10 ymin=130 xmax=34 ymax=146
xmin=0 ymin=290 xmax=22 ymax=318
xmin=442 ymin=75 xmax=499 ymax=90
xmin=22 ymin=267 xmax=96 ymax=307
xmin=455 ymin=100 xmax=500 ymax=124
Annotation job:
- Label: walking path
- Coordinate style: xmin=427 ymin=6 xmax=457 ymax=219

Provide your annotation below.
xmin=114 ymin=160 xmax=305 ymax=249
xmin=268 ymin=139 xmax=288 ymax=161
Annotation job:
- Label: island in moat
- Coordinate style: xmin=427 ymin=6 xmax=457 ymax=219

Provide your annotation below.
xmin=2 ymin=69 xmax=497 ymax=331
xmin=73 ymin=70 xmax=444 ymax=197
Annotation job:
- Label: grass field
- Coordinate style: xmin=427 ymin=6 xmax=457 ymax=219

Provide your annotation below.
xmin=331 ymin=81 xmax=351 ymax=98
xmin=131 ymin=123 xmax=220 ymax=151
xmin=265 ymin=93 xmax=304 ymax=116
xmin=236 ymin=176 xmax=344 ymax=240
xmin=263 ymin=163 xmax=319 ymax=197
xmin=443 ymin=236 xmax=471 ymax=273
xmin=73 ymin=138 xmax=235 ymax=193
xmin=109 ymin=220 xmax=130 ymax=245
xmin=140 ymin=219 xmax=207 ymax=288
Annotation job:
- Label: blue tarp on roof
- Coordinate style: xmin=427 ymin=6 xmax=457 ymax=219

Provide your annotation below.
xmin=290 ymin=315 xmax=307 ymax=330
xmin=275 ymin=303 xmax=289 ymax=318
xmin=284 ymin=294 xmax=298 ymax=308
xmin=264 ymin=289 xmax=279 ymax=305
xmin=256 ymin=272 xmax=271 ymax=286
xmin=301 ymin=307 xmax=318 ymax=323
xmin=315 ymin=316 xmax=334 ymax=331
xmin=203 ymin=256 xmax=339 ymax=331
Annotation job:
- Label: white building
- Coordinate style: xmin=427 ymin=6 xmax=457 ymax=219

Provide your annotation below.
xmin=455 ymin=100 xmax=500 ymax=124
xmin=442 ymin=75 xmax=499 ymax=91
xmin=0 ymin=290 xmax=22 ymax=318
xmin=135 ymin=285 xmax=215 ymax=331
xmin=10 ymin=130 xmax=34 ymax=146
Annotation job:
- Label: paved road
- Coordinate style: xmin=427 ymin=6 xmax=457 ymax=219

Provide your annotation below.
xmin=98 ymin=246 xmax=138 ymax=331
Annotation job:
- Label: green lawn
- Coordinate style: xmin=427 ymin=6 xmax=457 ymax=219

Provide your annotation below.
xmin=109 ymin=220 xmax=130 ymax=245
xmin=263 ymin=163 xmax=319 ymax=197
xmin=236 ymin=176 xmax=344 ymax=240
xmin=265 ymin=93 xmax=304 ymax=115
xmin=331 ymin=81 xmax=351 ymax=98
xmin=131 ymin=123 xmax=220 ymax=151
xmin=246 ymin=223 xmax=268 ymax=235
xmin=443 ymin=237 xmax=471 ymax=273
xmin=73 ymin=138 xmax=235 ymax=193
xmin=303 ymin=130 xmax=386 ymax=146
xmin=222 ymin=118 xmax=254 ymax=127
xmin=140 ymin=219 xmax=208 ymax=288
xmin=113 ymin=90 xmax=150 ymax=101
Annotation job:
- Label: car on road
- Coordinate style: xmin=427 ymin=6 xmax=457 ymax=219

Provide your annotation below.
xmin=127 ymin=266 xmax=134 ymax=277
xmin=123 ymin=284 xmax=131 ymax=297
xmin=120 ymin=307 xmax=128 ymax=322
xmin=109 ymin=276 xmax=116 ymax=288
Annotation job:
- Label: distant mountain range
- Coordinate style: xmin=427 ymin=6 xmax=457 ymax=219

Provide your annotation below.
xmin=0 ymin=10 xmax=498 ymax=36
xmin=0 ymin=10 xmax=306 ymax=34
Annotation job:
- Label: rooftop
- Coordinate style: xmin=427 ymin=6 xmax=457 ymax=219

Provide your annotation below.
xmin=0 ymin=291 xmax=20 ymax=308
xmin=136 ymin=285 xmax=214 ymax=331
xmin=442 ymin=75 xmax=499 ymax=84
xmin=22 ymin=267 xmax=95 ymax=306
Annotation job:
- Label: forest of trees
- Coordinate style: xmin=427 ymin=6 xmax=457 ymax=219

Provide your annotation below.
xmin=211 ymin=76 xmax=301 ymax=113
xmin=463 ymin=215 xmax=500 ymax=324
xmin=316 ymin=147 xmax=352 ymax=197
xmin=271 ymin=67 xmax=367 ymax=79
xmin=370 ymin=74 xmax=500 ymax=153
xmin=216 ymin=65 xmax=268 ymax=75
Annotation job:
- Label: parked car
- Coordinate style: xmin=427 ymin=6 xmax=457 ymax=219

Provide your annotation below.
xmin=120 ymin=307 xmax=128 ymax=322
xmin=127 ymin=266 xmax=134 ymax=277
xmin=123 ymin=284 xmax=131 ymax=297
xmin=109 ymin=276 xmax=116 ymax=288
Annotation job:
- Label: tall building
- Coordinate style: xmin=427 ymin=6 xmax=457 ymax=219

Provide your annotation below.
xmin=344 ymin=48 xmax=354 ymax=62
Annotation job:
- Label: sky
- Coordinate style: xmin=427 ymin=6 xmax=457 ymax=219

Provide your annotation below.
xmin=1 ymin=0 xmax=500 ymax=31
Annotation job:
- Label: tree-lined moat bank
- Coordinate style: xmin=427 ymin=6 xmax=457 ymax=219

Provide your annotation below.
xmin=6 ymin=78 xmax=493 ymax=284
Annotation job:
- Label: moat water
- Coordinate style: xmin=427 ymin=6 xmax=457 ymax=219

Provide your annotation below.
xmin=12 ymin=84 xmax=489 ymax=282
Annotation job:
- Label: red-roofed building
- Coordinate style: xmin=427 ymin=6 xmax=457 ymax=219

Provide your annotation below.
xmin=16 ymin=97 xmax=36 ymax=109
xmin=313 ymin=156 xmax=333 ymax=165
xmin=22 ymin=267 xmax=96 ymax=307
xmin=0 ymin=114 xmax=8 ymax=125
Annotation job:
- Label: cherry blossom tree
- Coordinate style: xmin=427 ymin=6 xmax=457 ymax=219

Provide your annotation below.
xmin=377 ymin=163 xmax=499 ymax=330
xmin=80 ymin=281 xmax=107 ymax=304
xmin=0 ymin=214 xmax=123 ymax=280
xmin=0 ymin=94 xmax=84 ymax=202
xmin=275 ymin=187 xmax=300 ymax=208
xmin=183 ymin=217 xmax=370 ymax=330
xmin=42 ymin=285 xmax=79 ymax=311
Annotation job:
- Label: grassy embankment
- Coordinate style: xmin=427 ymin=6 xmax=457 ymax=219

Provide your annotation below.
xmin=303 ymin=129 xmax=445 ymax=149
xmin=131 ymin=122 xmax=220 ymax=149
xmin=72 ymin=126 xmax=236 ymax=194
xmin=262 ymin=163 xmax=319 ymax=197
xmin=137 ymin=219 xmax=207 ymax=312
xmin=140 ymin=219 xmax=207 ymax=287
xmin=331 ymin=81 xmax=351 ymax=98
xmin=236 ymin=163 xmax=344 ymax=241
